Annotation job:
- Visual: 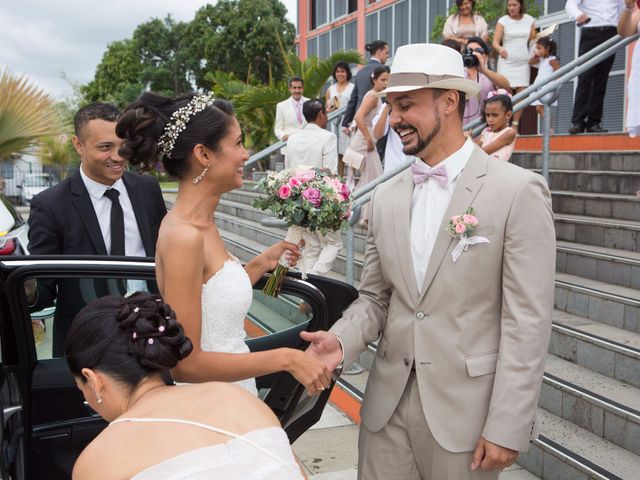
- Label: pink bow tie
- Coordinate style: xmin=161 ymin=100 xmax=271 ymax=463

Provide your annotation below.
xmin=411 ymin=162 xmax=448 ymax=188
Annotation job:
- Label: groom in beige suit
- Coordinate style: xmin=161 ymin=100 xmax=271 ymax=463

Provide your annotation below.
xmin=302 ymin=43 xmax=556 ymax=480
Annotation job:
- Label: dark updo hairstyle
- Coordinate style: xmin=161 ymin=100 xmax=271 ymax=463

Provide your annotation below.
xmin=332 ymin=61 xmax=352 ymax=82
xmin=65 ymin=293 xmax=193 ymax=387
xmin=536 ymin=36 xmax=558 ymax=57
xmin=484 ymin=94 xmax=513 ymax=114
xmin=372 ymin=65 xmax=391 ymax=81
xmin=116 ymin=92 xmax=235 ymax=179
xmin=365 ymin=40 xmax=388 ymax=57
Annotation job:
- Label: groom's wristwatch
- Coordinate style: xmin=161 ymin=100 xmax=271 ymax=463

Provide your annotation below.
xmin=332 ymin=336 xmax=346 ymax=382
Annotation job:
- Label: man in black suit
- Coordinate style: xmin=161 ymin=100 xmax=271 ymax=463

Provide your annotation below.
xmin=341 ymin=40 xmax=389 ymax=133
xmin=28 ymin=102 xmax=167 ymax=356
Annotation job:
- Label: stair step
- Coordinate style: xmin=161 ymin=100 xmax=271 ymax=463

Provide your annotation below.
xmin=512 ymin=151 xmax=640 ymax=172
xmin=556 ymin=241 xmax=640 ymax=290
xmin=519 ymin=408 xmax=640 ymax=480
xmin=532 ymin=169 xmax=640 ymax=195
xmin=552 ymin=191 xmax=640 ymax=222
xmin=541 ymin=354 xmax=640 ymax=455
xmin=555 ymin=273 xmax=640 ymax=333
xmin=555 ymin=213 xmax=640 ymax=253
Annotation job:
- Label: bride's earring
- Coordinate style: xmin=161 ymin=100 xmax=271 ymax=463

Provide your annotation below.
xmin=95 ymin=392 xmax=103 ymax=404
xmin=193 ymin=165 xmax=210 ymax=185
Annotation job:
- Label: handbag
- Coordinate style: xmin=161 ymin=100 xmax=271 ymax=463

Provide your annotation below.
xmin=342 ymin=147 xmax=364 ymax=170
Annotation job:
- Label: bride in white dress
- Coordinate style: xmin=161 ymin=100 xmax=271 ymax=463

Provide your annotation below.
xmin=66 ymin=294 xmax=306 ymax=479
xmin=117 ymin=92 xmax=331 ymax=396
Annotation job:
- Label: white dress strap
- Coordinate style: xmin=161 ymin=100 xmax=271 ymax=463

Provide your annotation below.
xmin=110 ymin=418 xmax=297 ymax=474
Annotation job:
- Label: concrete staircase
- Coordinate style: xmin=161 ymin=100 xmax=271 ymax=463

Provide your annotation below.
xmin=218 ymin=151 xmax=640 ymax=479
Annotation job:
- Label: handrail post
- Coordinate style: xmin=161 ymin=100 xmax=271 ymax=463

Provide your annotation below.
xmin=345 ymin=226 xmax=355 ymax=286
xmin=541 ymin=100 xmax=552 ymax=183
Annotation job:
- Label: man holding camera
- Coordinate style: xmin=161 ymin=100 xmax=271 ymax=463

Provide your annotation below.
xmin=461 ymin=37 xmax=511 ymax=125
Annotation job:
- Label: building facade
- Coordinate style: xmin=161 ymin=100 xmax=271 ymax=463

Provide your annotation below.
xmin=295 ymin=0 xmax=631 ymax=134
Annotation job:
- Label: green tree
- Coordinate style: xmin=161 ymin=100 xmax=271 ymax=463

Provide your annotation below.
xmin=431 ymin=0 xmax=542 ymax=42
xmin=81 ymin=39 xmax=144 ymax=108
xmin=0 ymin=70 xmax=64 ymax=159
xmin=187 ymin=0 xmax=295 ymax=87
xmin=38 ymin=135 xmax=77 ymax=180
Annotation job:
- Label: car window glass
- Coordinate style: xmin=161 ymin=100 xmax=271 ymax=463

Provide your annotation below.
xmin=28 ymin=276 xmax=314 ymax=361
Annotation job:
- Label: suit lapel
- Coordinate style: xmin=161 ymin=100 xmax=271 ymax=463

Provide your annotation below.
xmin=70 ymin=171 xmax=108 ymax=255
xmin=392 ymin=170 xmax=420 ymax=302
xmin=123 ymin=172 xmax=154 ymax=256
xmin=417 ymin=147 xmax=489 ymax=302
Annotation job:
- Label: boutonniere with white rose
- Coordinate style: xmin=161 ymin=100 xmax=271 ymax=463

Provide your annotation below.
xmin=447 ymin=207 xmax=490 ymax=262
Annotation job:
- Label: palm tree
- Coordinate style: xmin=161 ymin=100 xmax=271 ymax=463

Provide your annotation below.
xmin=0 ymin=70 xmax=64 ymax=159
xmin=38 ymin=135 xmax=78 ymax=180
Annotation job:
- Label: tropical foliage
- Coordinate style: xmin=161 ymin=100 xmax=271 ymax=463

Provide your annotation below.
xmin=431 ymin=0 xmax=542 ymax=42
xmin=38 ymin=135 xmax=77 ymax=180
xmin=0 ymin=70 xmax=65 ymax=160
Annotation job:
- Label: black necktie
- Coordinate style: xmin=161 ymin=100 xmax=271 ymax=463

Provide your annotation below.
xmin=104 ymin=188 xmax=125 ymax=256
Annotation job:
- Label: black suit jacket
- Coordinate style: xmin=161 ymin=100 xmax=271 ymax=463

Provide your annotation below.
xmin=341 ymin=59 xmax=380 ymax=128
xmin=28 ymin=169 xmax=167 ymax=355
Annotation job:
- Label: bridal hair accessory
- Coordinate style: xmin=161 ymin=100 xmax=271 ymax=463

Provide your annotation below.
xmin=487 ymin=89 xmax=511 ymax=99
xmin=447 ymin=207 xmax=490 ymax=262
xmin=157 ymin=92 xmax=216 ymax=160
xmin=193 ymin=164 xmax=210 ymax=185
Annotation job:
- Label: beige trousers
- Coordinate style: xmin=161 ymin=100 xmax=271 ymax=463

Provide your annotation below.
xmin=358 ymin=372 xmax=500 ymax=480
xmin=300 ymin=230 xmax=342 ymax=276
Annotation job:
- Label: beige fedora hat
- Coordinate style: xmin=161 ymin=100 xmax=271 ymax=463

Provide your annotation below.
xmin=379 ymin=43 xmax=481 ymax=98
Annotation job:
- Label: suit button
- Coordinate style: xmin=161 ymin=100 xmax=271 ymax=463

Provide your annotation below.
xmin=416 ymin=312 xmax=425 ymax=320
xmin=403 ymin=359 xmax=410 ymax=366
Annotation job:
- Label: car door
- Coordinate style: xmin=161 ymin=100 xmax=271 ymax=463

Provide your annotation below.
xmin=0 ymin=256 xmax=357 ymax=479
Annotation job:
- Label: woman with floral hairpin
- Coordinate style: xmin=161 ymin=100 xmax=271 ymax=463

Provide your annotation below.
xmin=116 ymin=92 xmax=331 ymax=397
xmin=67 ymin=293 xmax=306 ymax=479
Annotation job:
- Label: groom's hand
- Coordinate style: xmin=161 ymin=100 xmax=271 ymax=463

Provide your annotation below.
xmin=471 ymin=436 xmax=518 ymax=471
xmin=300 ymin=330 xmax=342 ymax=372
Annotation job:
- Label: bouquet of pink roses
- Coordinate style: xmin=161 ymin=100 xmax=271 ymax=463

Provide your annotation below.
xmin=253 ymin=166 xmax=352 ymax=296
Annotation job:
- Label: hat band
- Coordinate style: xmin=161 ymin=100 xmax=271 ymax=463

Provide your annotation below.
xmin=388 ymin=73 xmax=462 ymax=89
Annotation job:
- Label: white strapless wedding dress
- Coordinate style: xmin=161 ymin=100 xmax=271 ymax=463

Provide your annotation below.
xmin=201 ymin=258 xmax=257 ymax=395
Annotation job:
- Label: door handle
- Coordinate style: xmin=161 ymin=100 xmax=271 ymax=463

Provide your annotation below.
xmin=3 ymin=406 xmax=21 ymax=426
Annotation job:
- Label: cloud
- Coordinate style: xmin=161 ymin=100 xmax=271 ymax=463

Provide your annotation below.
xmin=0 ymin=0 xmax=297 ymax=100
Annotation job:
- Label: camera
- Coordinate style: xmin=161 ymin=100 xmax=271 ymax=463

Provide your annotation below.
xmin=461 ymin=47 xmax=479 ymax=68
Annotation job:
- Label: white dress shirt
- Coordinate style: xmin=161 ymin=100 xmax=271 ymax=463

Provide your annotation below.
xmin=284 ymin=123 xmax=338 ymax=173
xmin=565 ymin=0 xmax=624 ymax=27
xmin=80 ymin=165 xmax=146 ymax=257
xmin=410 ymin=139 xmax=473 ymax=292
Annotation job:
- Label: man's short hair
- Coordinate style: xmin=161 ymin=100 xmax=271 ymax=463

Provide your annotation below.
xmin=74 ymin=102 xmax=120 ymax=137
xmin=288 ymin=76 xmax=304 ymax=87
xmin=432 ymin=89 xmax=467 ymax=121
xmin=302 ymin=99 xmax=326 ymax=122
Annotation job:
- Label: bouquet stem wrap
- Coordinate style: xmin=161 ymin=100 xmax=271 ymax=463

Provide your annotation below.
xmin=263 ymin=225 xmax=306 ymax=297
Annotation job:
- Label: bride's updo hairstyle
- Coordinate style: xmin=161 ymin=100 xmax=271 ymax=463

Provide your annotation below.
xmin=65 ymin=293 xmax=193 ymax=387
xmin=116 ymin=91 xmax=234 ymax=179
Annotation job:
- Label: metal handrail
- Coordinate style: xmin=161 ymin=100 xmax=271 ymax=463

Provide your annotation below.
xmin=245 ymin=106 xmax=347 ymax=169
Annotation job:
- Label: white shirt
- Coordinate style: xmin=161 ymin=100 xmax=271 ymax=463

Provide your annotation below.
xmin=284 ymin=123 xmax=338 ymax=173
xmin=565 ymin=0 xmax=624 ymax=27
xmin=410 ymin=139 xmax=473 ymax=292
xmin=79 ymin=165 xmax=146 ymax=257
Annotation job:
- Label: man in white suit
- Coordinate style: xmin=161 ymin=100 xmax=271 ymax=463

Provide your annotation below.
xmin=274 ymin=76 xmax=309 ymax=144
xmin=302 ymin=43 xmax=555 ymax=479
xmin=285 ymin=99 xmax=341 ymax=276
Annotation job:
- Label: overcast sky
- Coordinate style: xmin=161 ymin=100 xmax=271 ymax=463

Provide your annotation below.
xmin=0 ymin=0 xmax=298 ymax=101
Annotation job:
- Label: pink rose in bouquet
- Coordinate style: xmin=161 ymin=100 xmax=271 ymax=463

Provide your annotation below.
xmin=289 ymin=177 xmax=302 ymax=188
xmin=278 ymin=184 xmax=292 ymax=199
xmin=302 ymin=187 xmax=322 ymax=207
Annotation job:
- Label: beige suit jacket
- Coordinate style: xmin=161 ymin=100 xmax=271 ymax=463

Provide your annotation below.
xmin=331 ymin=146 xmax=555 ymax=453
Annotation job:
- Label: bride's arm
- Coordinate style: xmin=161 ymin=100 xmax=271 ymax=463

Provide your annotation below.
xmin=244 ymin=240 xmax=302 ymax=285
xmin=160 ymin=229 xmax=329 ymax=393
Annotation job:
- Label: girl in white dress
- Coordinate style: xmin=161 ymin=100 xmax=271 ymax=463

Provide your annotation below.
xmin=530 ymin=37 xmax=561 ymax=125
xmin=67 ymin=294 xmax=306 ymax=480
xmin=618 ymin=0 xmax=640 ymax=137
xmin=493 ymin=0 xmax=537 ymax=129
xmin=117 ymin=92 xmax=331 ymax=397
xmin=325 ymin=61 xmax=355 ymax=168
